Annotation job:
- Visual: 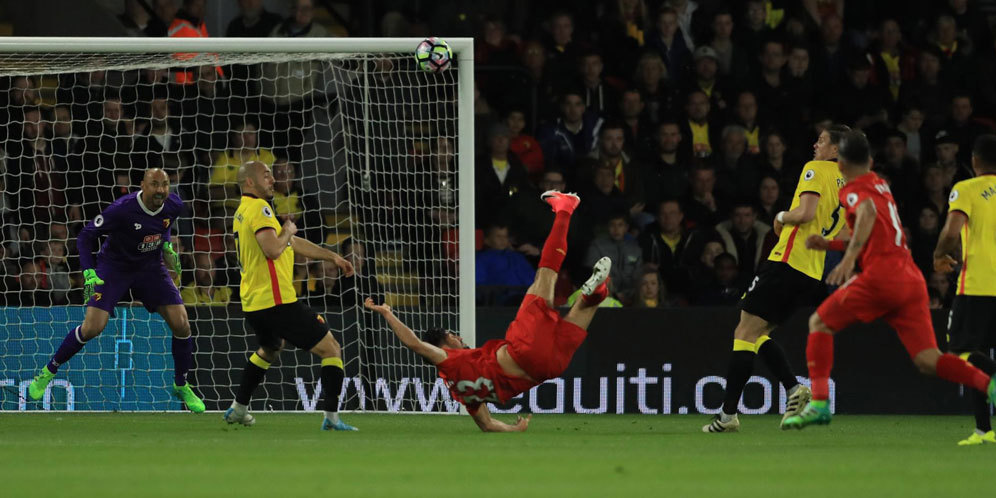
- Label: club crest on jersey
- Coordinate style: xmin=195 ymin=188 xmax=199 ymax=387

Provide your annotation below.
xmin=846 ymin=193 xmax=859 ymax=206
xmin=804 ymin=169 xmax=816 ymax=181
xmin=262 ymin=205 xmax=273 ymax=218
xmin=949 ymin=190 xmax=959 ymax=202
xmin=163 ymin=219 xmax=171 ymax=229
xmin=93 ymin=292 xmax=102 ymax=301
xmin=138 ymin=233 xmax=162 ymax=253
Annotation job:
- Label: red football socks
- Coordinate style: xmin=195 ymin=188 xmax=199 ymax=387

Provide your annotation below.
xmin=936 ymin=353 xmax=991 ymax=393
xmin=539 ymin=211 xmax=570 ymax=272
xmin=806 ymin=331 xmax=834 ymax=401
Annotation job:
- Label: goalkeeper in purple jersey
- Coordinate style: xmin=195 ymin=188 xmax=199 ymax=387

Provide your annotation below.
xmin=27 ymin=168 xmax=205 ymax=412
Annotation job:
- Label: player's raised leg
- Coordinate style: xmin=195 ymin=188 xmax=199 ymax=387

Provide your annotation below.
xmin=159 ymin=304 xmax=204 ymax=413
xmin=562 ymin=256 xmax=611 ymax=329
xmin=312 ymin=332 xmax=356 ymax=431
xmin=526 ymin=190 xmax=580 ymax=305
xmin=28 ymin=290 xmax=114 ymax=400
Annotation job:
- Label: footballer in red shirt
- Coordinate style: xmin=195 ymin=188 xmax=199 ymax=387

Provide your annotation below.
xmin=365 ymin=191 xmax=610 ymax=432
xmin=783 ymin=131 xmax=996 ymax=429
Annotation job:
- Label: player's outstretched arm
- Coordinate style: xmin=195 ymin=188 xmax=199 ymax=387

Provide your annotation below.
xmin=933 ymin=210 xmax=967 ymax=273
xmin=290 ymin=236 xmax=354 ymax=276
xmin=774 ymin=192 xmax=819 ymax=235
xmin=827 ymin=199 xmax=876 ymax=286
xmin=470 ymin=403 xmax=531 ymax=433
xmin=364 ymin=298 xmax=447 ymax=364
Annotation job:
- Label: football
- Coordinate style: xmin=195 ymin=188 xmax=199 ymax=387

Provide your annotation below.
xmin=415 ymin=37 xmax=452 ymax=72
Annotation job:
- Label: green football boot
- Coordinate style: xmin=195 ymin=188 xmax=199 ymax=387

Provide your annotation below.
xmin=27 ymin=366 xmax=56 ymax=401
xmin=781 ymin=400 xmax=832 ymax=430
xmin=957 ymin=430 xmax=996 ymax=446
xmin=172 ymin=383 xmax=206 ymax=413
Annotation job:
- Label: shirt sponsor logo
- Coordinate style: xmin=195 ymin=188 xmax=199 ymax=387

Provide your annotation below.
xmin=138 ymin=234 xmax=163 ymax=253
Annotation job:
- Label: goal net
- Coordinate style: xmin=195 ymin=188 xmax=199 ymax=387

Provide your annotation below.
xmin=0 ymin=37 xmax=475 ymax=413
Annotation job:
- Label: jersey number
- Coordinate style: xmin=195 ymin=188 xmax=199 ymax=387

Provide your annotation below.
xmin=822 ymin=204 xmax=843 ymax=236
xmin=456 ymin=377 xmax=498 ymax=404
xmin=233 ymin=232 xmax=244 ymax=272
xmin=886 ymin=201 xmax=903 ymax=247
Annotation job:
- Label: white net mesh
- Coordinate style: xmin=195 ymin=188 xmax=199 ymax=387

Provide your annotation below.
xmin=0 ymin=47 xmax=465 ymax=412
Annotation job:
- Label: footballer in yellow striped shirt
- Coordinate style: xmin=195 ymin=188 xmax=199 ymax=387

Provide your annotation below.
xmin=704 ymin=124 xmax=850 ymax=434
xmin=224 ymin=160 xmax=359 ymax=431
xmin=934 ymin=134 xmax=996 ymax=445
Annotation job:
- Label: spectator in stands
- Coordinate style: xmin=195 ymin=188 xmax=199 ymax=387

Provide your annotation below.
xmin=714 ymin=200 xmax=772 ymax=277
xmin=580 ymin=163 xmax=632 ymax=231
xmin=870 ymin=18 xmax=917 ymax=105
xmin=735 ymin=0 xmax=775 ymax=66
xmin=911 ymin=204 xmax=941 ymax=278
xmin=756 ymin=176 xmax=785 ymax=227
xmin=932 ymin=15 xmax=969 ymax=80
xmin=544 ymin=11 xmax=583 ymax=92
xmin=180 ymin=252 xmax=232 ymax=306
xmin=504 ymin=40 xmax=558 ymax=122
xmin=632 ymin=268 xmax=671 ymax=308
xmin=784 ymin=45 xmax=816 ymax=126
xmin=684 ymin=46 xmax=732 ymax=115
xmin=183 ymin=64 xmax=241 ymax=161
xmin=896 ymin=105 xmax=926 ymax=163
xmin=644 ymin=120 xmax=690 ymax=206
xmin=928 ymin=270 xmax=954 ymax=308
xmin=168 ymin=0 xmax=216 ymax=86
xmin=731 ymin=91 xmax=762 ymax=155
xmin=944 ymin=94 xmax=991 ymax=163
xmin=595 ymin=0 xmax=646 ymax=79
xmin=503 ymin=170 xmax=581 ymax=263
xmin=754 ymin=40 xmax=793 ymax=131
xmin=811 ymin=13 xmax=851 ymax=86
xmin=646 ymin=6 xmax=691 ymax=85
xmin=669 ymin=0 xmax=699 ymax=50
xmin=134 ymin=97 xmax=191 ymax=182
xmin=213 ymin=234 xmax=241 ymax=298
xmin=758 ymin=130 xmax=797 ymax=196
xmin=505 ymin=108 xmax=544 ymax=181
xmin=682 ymin=165 xmax=724 ymax=229
xmin=536 ymin=88 xmax=602 ymax=173
xmin=584 ymin=212 xmax=642 ymax=302
xmin=38 ymin=240 xmax=73 ymax=305
xmin=144 ymin=0 xmax=177 ymax=37
xmin=682 ymin=90 xmax=719 ymax=158
xmin=15 ymin=261 xmax=51 ymax=307
xmin=619 ymin=88 xmax=654 ymax=155
xmin=688 ymin=239 xmax=724 ymax=295
xmin=191 ymin=199 xmax=226 ymax=262
xmin=899 ymin=48 xmax=951 ymax=131
xmin=714 ymin=125 xmax=760 ymax=200
xmin=707 ymin=9 xmax=750 ymax=87
xmin=119 ymin=0 xmax=152 ymax=37
xmin=226 ymin=0 xmax=283 ymax=37
xmin=577 ymin=51 xmax=619 ymax=118
xmin=639 ymin=199 xmax=696 ymax=298
xmin=209 ymin=120 xmax=275 ymax=210
xmin=475 ymin=123 xmax=530 ymax=226
xmin=833 ymin=57 xmax=891 ymax=131
xmin=578 ymin=120 xmax=646 ymax=214
xmin=696 ymin=252 xmax=741 ymax=305
xmin=916 ymin=163 xmax=950 ymax=220
xmin=271 ymin=158 xmax=303 ymax=224
xmin=932 ymin=130 xmax=974 ymax=188
xmin=476 ymin=224 xmax=535 ymax=304
xmin=633 ymin=52 xmax=677 ymax=125
xmin=875 ymin=129 xmax=919 ymax=206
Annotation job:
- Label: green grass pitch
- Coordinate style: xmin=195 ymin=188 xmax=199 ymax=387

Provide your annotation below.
xmin=0 ymin=413 xmax=990 ymax=497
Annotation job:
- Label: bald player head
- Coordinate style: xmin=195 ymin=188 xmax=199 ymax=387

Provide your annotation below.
xmin=140 ymin=168 xmax=171 ymax=209
xmin=238 ymin=160 xmax=275 ymax=199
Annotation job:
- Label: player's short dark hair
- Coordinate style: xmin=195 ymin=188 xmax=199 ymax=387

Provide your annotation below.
xmin=838 ymin=130 xmax=871 ymax=165
xmin=825 ymin=124 xmax=852 ymax=146
xmin=972 ymin=134 xmax=996 ymax=170
xmin=423 ymin=328 xmax=449 ymax=348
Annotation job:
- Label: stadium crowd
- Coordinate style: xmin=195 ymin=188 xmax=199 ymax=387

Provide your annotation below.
xmin=2 ymin=0 xmax=996 ymax=310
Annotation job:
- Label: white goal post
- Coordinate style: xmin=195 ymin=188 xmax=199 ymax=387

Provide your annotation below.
xmin=0 ymin=37 xmax=475 ymax=412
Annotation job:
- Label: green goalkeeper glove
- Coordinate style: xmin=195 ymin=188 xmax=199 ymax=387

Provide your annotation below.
xmin=82 ymin=269 xmax=105 ymax=304
xmin=163 ymin=241 xmax=181 ymax=275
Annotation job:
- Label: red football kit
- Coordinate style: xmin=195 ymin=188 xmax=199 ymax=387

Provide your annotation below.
xmin=436 ymin=294 xmax=588 ymax=413
xmin=816 ymin=172 xmax=938 ymax=357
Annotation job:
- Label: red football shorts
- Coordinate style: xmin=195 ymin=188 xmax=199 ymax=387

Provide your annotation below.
xmin=504 ymin=293 xmax=587 ymax=380
xmin=817 ymin=267 xmax=937 ymax=358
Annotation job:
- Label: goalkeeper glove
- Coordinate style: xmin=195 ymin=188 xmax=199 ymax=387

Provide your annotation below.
xmin=82 ymin=269 xmax=105 ymax=304
xmin=163 ymin=241 xmax=181 ymax=274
